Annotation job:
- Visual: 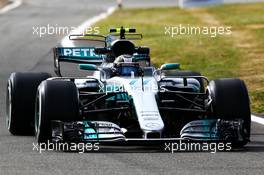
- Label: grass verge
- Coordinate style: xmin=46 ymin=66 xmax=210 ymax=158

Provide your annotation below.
xmin=93 ymin=3 xmax=264 ymax=114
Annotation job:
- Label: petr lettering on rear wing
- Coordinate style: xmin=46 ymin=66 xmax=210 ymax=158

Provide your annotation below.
xmin=53 ymin=47 xmax=105 ymax=76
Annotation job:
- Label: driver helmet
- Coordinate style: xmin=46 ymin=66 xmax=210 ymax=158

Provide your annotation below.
xmin=114 ymin=54 xmax=133 ymax=64
xmin=113 ymin=54 xmax=142 ymax=76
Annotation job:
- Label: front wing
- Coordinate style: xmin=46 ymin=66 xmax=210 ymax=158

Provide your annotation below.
xmin=51 ymin=119 xmax=248 ymax=145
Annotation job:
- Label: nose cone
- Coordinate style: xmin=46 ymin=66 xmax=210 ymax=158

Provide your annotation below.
xmin=132 ymin=91 xmax=164 ymax=133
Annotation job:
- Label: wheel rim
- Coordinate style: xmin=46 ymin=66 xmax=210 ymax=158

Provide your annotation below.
xmin=35 ymin=90 xmax=41 ymax=138
xmin=6 ymin=81 xmax=12 ymax=130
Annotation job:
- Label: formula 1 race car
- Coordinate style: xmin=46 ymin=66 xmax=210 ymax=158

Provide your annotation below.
xmin=6 ymin=27 xmax=251 ymax=147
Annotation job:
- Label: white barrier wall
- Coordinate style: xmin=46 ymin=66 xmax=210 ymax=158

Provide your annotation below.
xmin=179 ymin=0 xmax=264 ymax=8
xmin=179 ymin=0 xmax=223 ymax=8
xmin=224 ymin=0 xmax=264 ymax=3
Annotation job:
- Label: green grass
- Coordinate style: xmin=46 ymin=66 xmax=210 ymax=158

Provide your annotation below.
xmin=207 ymin=3 xmax=264 ymax=27
xmin=93 ymin=3 xmax=264 ymax=114
xmin=250 ymin=91 xmax=264 ymax=114
xmin=207 ymin=3 xmax=264 ymax=114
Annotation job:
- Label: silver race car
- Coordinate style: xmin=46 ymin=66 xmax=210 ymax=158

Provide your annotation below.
xmin=6 ymin=27 xmax=251 ymax=147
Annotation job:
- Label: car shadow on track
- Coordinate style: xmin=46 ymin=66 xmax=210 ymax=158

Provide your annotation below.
xmin=57 ymin=143 xmax=264 ymax=153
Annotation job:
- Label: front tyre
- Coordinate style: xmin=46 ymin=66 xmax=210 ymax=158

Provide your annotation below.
xmin=209 ymin=78 xmax=251 ymax=146
xmin=35 ymin=80 xmax=79 ymax=143
xmin=6 ymin=72 xmax=51 ymax=135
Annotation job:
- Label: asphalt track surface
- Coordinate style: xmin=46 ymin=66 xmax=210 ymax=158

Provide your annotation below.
xmin=0 ymin=0 xmax=264 ymax=174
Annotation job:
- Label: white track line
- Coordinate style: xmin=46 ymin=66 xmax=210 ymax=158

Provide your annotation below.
xmin=61 ymin=6 xmax=116 ymax=47
xmin=251 ymin=114 xmax=264 ymax=125
xmin=0 ymin=0 xmax=22 ymax=14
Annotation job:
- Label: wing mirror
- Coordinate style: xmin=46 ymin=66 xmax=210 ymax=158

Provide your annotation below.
xmin=160 ymin=63 xmax=180 ymax=70
xmin=153 ymin=63 xmax=180 ymax=81
xmin=79 ymin=64 xmax=98 ymax=71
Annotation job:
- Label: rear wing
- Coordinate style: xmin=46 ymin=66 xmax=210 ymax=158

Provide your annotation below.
xmin=53 ymin=47 xmax=105 ymax=76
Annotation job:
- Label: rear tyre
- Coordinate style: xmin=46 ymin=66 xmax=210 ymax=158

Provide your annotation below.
xmin=209 ymin=78 xmax=251 ymax=146
xmin=35 ymin=80 xmax=79 ymax=143
xmin=6 ymin=72 xmax=51 ymax=135
xmin=167 ymin=70 xmax=204 ymax=92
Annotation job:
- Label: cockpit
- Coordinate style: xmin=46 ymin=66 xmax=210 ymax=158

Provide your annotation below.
xmin=113 ymin=54 xmax=142 ymax=77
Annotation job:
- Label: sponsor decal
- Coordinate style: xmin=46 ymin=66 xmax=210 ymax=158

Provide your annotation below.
xmin=59 ymin=48 xmax=97 ymax=57
xmin=145 ymin=122 xmax=160 ymax=129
